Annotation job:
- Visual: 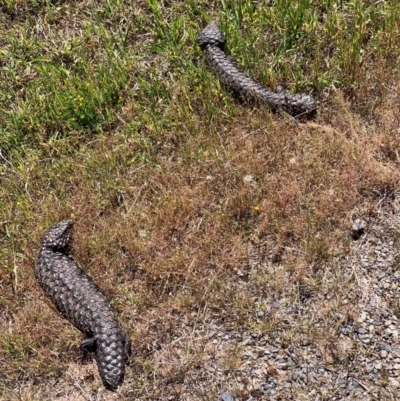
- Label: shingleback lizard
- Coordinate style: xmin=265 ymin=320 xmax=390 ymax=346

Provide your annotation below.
xmin=197 ymin=21 xmax=317 ymax=118
xmin=35 ymin=219 xmax=131 ymax=390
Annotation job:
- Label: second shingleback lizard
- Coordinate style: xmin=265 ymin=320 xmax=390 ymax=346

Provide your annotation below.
xmin=197 ymin=21 xmax=317 ymax=118
xmin=35 ymin=219 xmax=131 ymax=390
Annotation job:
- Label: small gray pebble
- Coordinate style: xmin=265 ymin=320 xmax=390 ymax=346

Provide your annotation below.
xmin=222 ymin=391 xmax=235 ymax=401
xmin=348 ymin=380 xmax=359 ymax=390
xmin=372 ymin=371 xmax=380 ymax=380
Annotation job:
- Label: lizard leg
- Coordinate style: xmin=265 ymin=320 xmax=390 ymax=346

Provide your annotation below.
xmin=123 ymin=333 xmax=132 ymax=359
xmin=80 ymin=337 xmax=97 ymax=353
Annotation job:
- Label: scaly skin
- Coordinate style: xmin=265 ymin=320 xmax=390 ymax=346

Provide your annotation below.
xmin=35 ymin=220 xmax=131 ymax=390
xmin=197 ymin=21 xmax=317 ymax=118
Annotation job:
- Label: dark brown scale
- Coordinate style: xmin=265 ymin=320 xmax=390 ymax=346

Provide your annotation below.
xmin=35 ymin=220 xmax=131 ymax=390
xmin=197 ymin=21 xmax=317 ymax=118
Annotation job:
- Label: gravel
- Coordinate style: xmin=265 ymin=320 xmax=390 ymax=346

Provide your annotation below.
xmin=178 ymin=192 xmax=400 ymax=400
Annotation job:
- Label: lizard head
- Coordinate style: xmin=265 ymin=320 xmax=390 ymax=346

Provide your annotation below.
xmin=197 ymin=21 xmax=226 ymax=49
xmin=42 ymin=219 xmax=74 ymax=251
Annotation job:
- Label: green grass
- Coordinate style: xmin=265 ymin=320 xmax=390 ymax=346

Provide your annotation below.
xmin=1 ymin=0 xmax=400 ymax=399
xmin=1 ymin=0 xmax=398 ymax=155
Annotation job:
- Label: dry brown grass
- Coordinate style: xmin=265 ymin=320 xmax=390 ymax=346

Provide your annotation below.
xmin=3 ymin=92 xmax=400 ymax=398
